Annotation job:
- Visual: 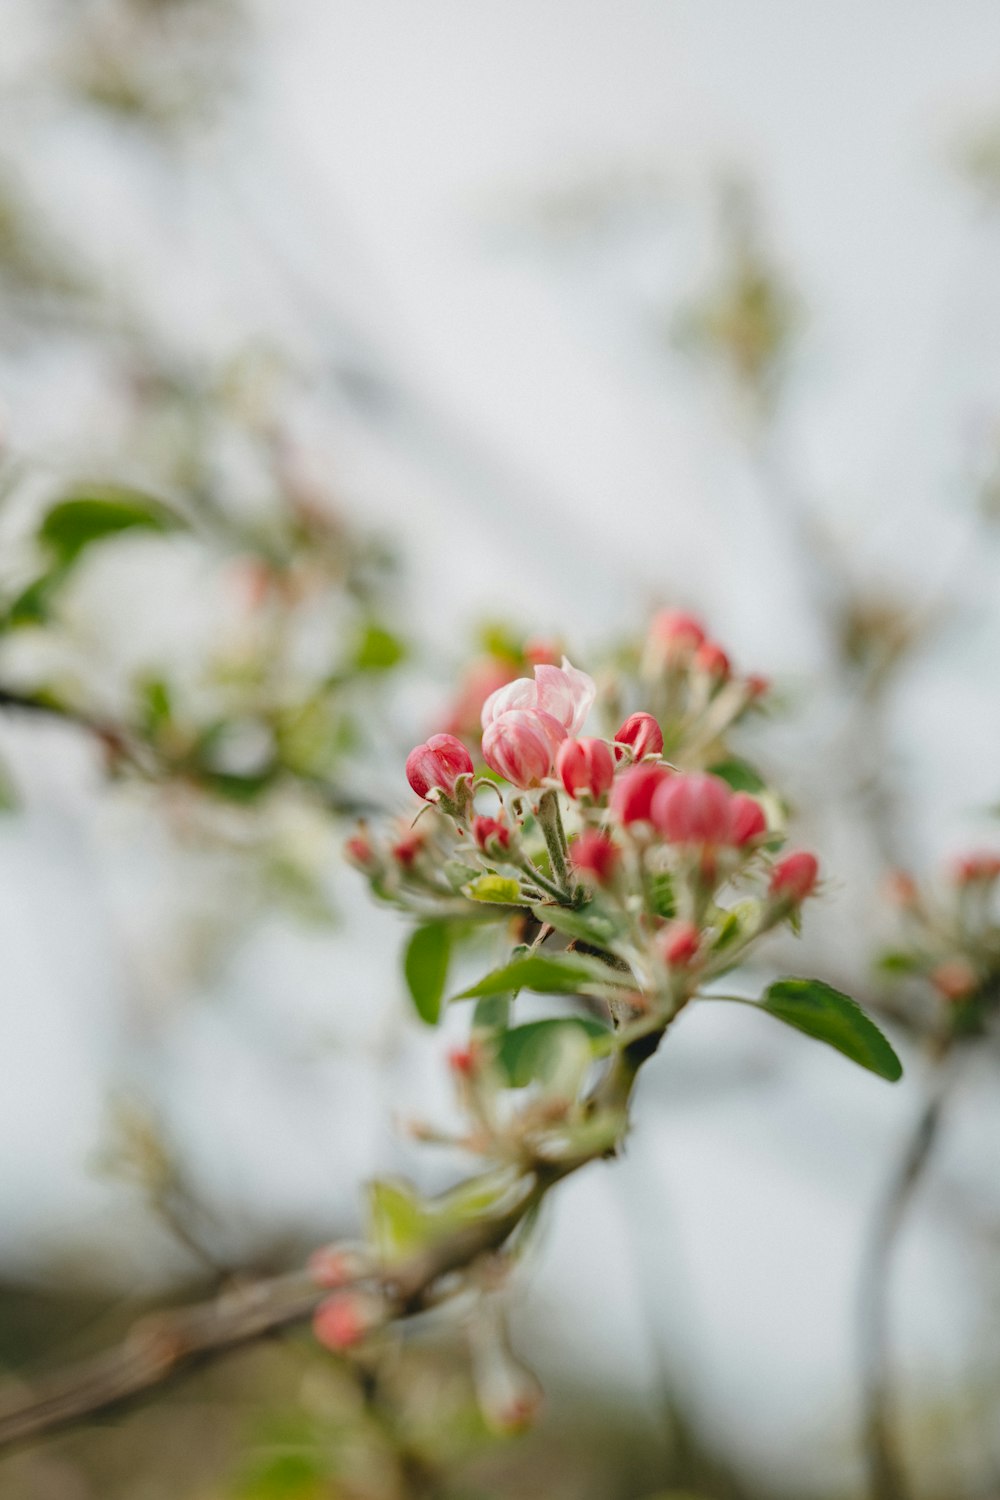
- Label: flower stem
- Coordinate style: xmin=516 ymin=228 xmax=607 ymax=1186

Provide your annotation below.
xmin=536 ymin=788 xmax=571 ymax=894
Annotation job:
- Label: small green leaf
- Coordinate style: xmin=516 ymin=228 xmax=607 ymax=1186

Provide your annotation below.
xmin=877 ymin=950 xmax=923 ymax=976
xmin=760 ymin=978 xmax=903 ymax=1080
xmin=38 ymin=488 xmax=183 ymax=565
xmin=495 ymin=1017 xmax=612 ymax=1087
xmin=466 ymin=874 xmax=523 ymax=905
xmin=708 ymin=757 xmax=766 ymax=794
xmin=473 ymin=993 xmax=511 ymax=1034
xmin=404 ymin=921 xmax=451 ymax=1025
xmin=366 ymin=1179 xmax=431 ymax=1263
xmin=648 ymin=871 xmax=676 ymax=920
xmin=352 ymin=622 xmax=406 ymax=673
xmin=453 ymin=952 xmax=626 ymax=1002
xmin=531 ymin=901 xmax=622 ymax=946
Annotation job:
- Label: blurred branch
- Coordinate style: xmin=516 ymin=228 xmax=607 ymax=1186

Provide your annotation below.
xmin=0 ymin=1031 xmax=664 ymax=1456
xmin=859 ymin=1058 xmax=957 ymax=1500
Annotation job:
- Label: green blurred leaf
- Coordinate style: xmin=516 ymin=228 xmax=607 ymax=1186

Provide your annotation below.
xmin=495 ymin=1017 xmax=612 ymax=1087
xmin=877 ymin=950 xmax=923 ymax=976
xmin=352 ymin=622 xmax=406 ymax=673
xmin=366 ymin=1179 xmax=430 ymax=1263
xmin=453 ymin=952 xmax=625 ymax=1002
xmin=38 ymin=488 xmax=184 ymax=565
xmin=466 ymin=874 xmax=523 ymax=905
xmin=708 ymin=757 xmax=766 ymax=793
xmin=473 ymin=993 xmax=511 ymax=1033
xmin=648 ymin=871 xmax=676 ymax=920
xmin=531 ymin=901 xmax=622 ymax=946
xmin=404 ymin=921 xmax=451 ymax=1025
xmin=755 ymin=978 xmax=903 ymax=1080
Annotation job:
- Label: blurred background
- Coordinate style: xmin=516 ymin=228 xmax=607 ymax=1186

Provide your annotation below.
xmin=2 ymin=2 xmax=1000 ymax=1496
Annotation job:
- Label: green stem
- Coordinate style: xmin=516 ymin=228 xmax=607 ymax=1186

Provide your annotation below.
xmin=536 ymin=788 xmax=571 ymax=894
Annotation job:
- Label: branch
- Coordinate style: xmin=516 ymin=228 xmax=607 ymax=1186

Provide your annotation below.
xmin=858 ymin=1060 xmax=956 ymax=1500
xmin=0 ymin=1030 xmax=662 ymax=1455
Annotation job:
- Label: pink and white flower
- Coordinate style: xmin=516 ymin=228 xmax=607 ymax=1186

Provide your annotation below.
xmin=481 ymin=657 xmax=595 ymax=737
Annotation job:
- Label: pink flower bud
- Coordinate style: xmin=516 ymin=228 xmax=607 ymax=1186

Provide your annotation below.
xmin=694 ymin=640 xmax=731 ymax=679
xmin=650 ymin=772 xmax=733 ymax=846
xmin=729 ymin=792 xmax=767 ymax=846
xmin=769 ymin=851 xmax=820 ymax=903
xmin=885 ymin=870 xmax=920 ymax=908
xmin=649 ymin=609 xmax=706 ymax=654
xmin=930 ymin=958 xmax=978 ymax=1002
xmin=523 ymin=637 xmax=560 ymax=666
xmin=610 ymin=763 xmax=673 ymax=825
xmin=482 ymin=708 xmax=566 ymax=788
xmin=447 ymin=1044 xmax=478 ymax=1075
xmin=570 ymin=830 xmax=621 ymax=883
xmin=473 ymin=815 xmax=510 ymax=851
xmin=391 ymin=830 xmax=425 ymax=868
xmin=308 ymin=1245 xmax=365 ymax=1289
xmin=614 ymin=711 xmax=664 ymax=762
xmin=313 ymin=1292 xmax=380 ymax=1351
xmin=556 ymin=737 xmax=615 ymax=799
xmin=657 ymin=920 xmax=700 ymax=967
xmin=405 ymin=733 xmax=474 ymax=801
xmin=951 ymin=852 xmax=1000 ymax=885
xmin=344 ymin=831 xmax=376 ymax=869
xmin=745 ymin=673 xmax=770 ymax=700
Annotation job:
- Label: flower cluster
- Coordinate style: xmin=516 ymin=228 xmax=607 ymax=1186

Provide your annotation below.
xmin=325 ymin=618 xmax=897 ymax=1435
xmin=882 ymin=851 xmax=1000 ymax=1035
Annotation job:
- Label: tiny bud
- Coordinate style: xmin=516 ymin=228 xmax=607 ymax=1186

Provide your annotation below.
xmin=651 ymin=772 xmax=733 ymax=846
xmin=694 ymin=640 xmax=731 ymax=679
xmin=344 ymin=831 xmax=376 ymax=869
xmin=610 ymin=763 xmax=673 ymax=825
xmin=391 ymin=830 xmax=425 ymax=868
xmin=769 ymin=851 xmax=820 ymax=903
xmin=729 ymin=792 xmax=767 ymax=846
xmin=447 ymin=1044 xmax=478 ymax=1076
xmin=523 ymin=637 xmax=561 ymax=666
xmin=570 ymin=830 xmax=621 ymax=883
xmin=481 ymin=708 xmax=566 ymax=788
xmin=556 ymin=737 xmax=615 ymax=799
xmin=745 ymin=673 xmax=770 ymax=700
xmin=930 ymin=958 xmax=978 ymax=1002
xmin=473 ymin=815 xmax=510 ymax=851
xmin=308 ymin=1245 xmax=365 ymax=1289
xmin=649 ymin=609 xmax=706 ymax=656
xmin=884 ymin=869 xmax=920 ymax=908
xmin=405 ymin=733 xmax=474 ymax=802
xmin=313 ymin=1292 xmax=381 ymax=1351
xmin=614 ymin=711 xmax=664 ymax=762
xmin=657 ymin=920 xmax=700 ymax=967
xmin=950 ymin=852 xmax=1000 ymax=886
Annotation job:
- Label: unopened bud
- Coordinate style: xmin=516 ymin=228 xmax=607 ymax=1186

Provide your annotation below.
xmin=570 ymin=830 xmax=621 ymax=883
xmin=613 ymin=711 xmax=664 ymax=762
xmin=657 ymin=920 xmax=700 ymax=967
xmin=930 ymin=958 xmax=978 ymax=1002
xmin=473 ymin=815 xmax=510 ymax=852
xmin=405 ymin=733 xmax=474 ymax=802
xmin=313 ymin=1291 xmax=384 ymax=1351
xmin=729 ymin=792 xmax=767 ymax=846
xmin=651 ymin=772 xmax=733 ymax=846
xmin=694 ymin=640 xmax=731 ymax=679
xmin=610 ymin=763 xmax=673 ymax=825
xmin=556 ymin=737 xmax=615 ymax=799
xmin=769 ymin=851 xmax=820 ymax=904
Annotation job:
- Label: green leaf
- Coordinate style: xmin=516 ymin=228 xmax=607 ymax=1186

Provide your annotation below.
xmin=366 ymin=1179 xmax=431 ymax=1263
xmin=403 ymin=921 xmax=451 ymax=1025
xmin=453 ymin=952 xmax=626 ymax=1002
xmin=352 ymin=622 xmax=406 ymax=673
xmin=38 ymin=488 xmax=184 ymax=565
xmin=4 ymin=568 xmax=69 ymax=628
xmin=759 ymin=978 xmax=903 ymax=1081
xmin=466 ymin=874 xmax=523 ymax=904
xmin=495 ymin=1017 xmax=612 ymax=1087
xmin=708 ymin=757 xmax=766 ymax=794
xmin=648 ymin=871 xmax=676 ymax=920
xmin=531 ymin=901 xmax=622 ymax=947
xmin=876 ymin=950 xmax=923 ymax=976
xmin=472 ymin=993 xmax=511 ymax=1034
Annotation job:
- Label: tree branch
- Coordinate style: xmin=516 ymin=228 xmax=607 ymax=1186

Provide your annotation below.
xmin=859 ymin=1059 xmax=957 ymax=1500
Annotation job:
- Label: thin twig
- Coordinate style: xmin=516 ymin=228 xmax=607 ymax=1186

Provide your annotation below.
xmin=859 ymin=1058 xmax=958 ymax=1500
